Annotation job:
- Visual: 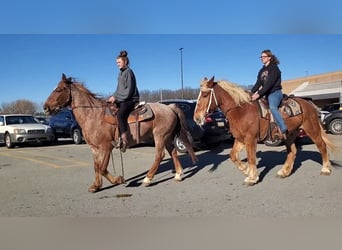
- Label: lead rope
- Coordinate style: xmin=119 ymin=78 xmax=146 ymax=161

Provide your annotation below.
xmin=110 ymin=150 xmax=125 ymax=180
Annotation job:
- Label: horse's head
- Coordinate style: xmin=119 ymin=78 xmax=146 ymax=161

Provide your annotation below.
xmin=193 ymin=76 xmax=218 ymax=126
xmin=44 ymin=73 xmax=73 ymax=115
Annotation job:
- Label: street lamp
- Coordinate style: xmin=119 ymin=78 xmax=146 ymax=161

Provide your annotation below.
xmin=179 ymin=48 xmax=184 ymax=99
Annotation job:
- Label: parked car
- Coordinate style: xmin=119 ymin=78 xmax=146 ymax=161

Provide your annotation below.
xmin=320 ymin=102 xmax=342 ymax=122
xmin=0 ymin=114 xmax=55 ymax=148
xmin=159 ymin=99 xmax=231 ymax=152
xmin=49 ymin=108 xmax=84 ymax=144
xmin=322 ymin=110 xmax=342 ymax=135
xmin=34 ymin=116 xmax=50 ymax=125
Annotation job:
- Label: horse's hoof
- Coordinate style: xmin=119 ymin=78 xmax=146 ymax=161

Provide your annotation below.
xmin=243 ymin=181 xmax=256 ymax=186
xmin=174 ymin=172 xmax=183 ymax=182
xmin=243 ymin=176 xmax=259 ymax=186
xmin=142 ymin=177 xmax=152 ymax=186
xmin=114 ymin=175 xmax=125 ymax=184
xmin=276 ymin=170 xmax=288 ymax=178
xmin=320 ymin=170 xmax=332 ymax=176
xmin=88 ymin=185 xmax=98 ymax=193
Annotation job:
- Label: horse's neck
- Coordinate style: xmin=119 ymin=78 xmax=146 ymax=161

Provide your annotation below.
xmin=71 ymin=95 xmax=103 ymax=125
xmin=216 ymin=91 xmax=238 ymax=116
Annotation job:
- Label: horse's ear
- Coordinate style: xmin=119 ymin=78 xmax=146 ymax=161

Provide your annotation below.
xmin=62 ymin=73 xmax=67 ymax=81
xmin=207 ymin=76 xmax=215 ymax=87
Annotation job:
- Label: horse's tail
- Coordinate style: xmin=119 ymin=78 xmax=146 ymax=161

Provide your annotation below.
xmin=319 ymin=122 xmax=340 ymax=154
xmin=168 ymin=104 xmax=198 ymax=163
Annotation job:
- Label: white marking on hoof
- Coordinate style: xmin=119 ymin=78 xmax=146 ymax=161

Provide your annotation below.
xmin=142 ymin=177 xmax=152 ymax=186
xmin=243 ymin=176 xmax=259 ymax=186
xmin=276 ymin=169 xmax=286 ymax=178
xmin=320 ymin=169 xmax=332 ymax=176
xmin=174 ymin=172 xmax=183 ymax=181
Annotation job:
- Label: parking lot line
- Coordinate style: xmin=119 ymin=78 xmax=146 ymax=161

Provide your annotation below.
xmin=0 ymin=149 xmax=89 ymax=169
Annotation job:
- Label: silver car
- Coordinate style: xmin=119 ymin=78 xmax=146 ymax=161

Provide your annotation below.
xmin=0 ymin=114 xmax=55 ymax=148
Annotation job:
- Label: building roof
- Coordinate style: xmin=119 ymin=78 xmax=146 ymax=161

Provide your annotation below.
xmin=290 ymin=81 xmax=342 ymax=100
xmin=282 ymin=70 xmax=342 ymax=101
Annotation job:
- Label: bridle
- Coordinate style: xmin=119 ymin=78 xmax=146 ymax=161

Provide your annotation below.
xmin=197 ymin=85 xmax=218 ymax=115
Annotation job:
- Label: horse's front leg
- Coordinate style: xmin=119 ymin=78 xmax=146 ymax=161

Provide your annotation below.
xmin=88 ymin=165 xmax=103 ymax=193
xmin=88 ymin=148 xmax=124 ymax=193
xmin=244 ymin=140 xmax=259 ymax=186
xmin=142 ymin=142 xmax=165 ymax=186
xmin=230 ymin=140 xmax=248 ymax=175
xmin=99 ymin=149 xmax=125 ymax=186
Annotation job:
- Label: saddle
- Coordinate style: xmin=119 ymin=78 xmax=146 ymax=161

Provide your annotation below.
xmin=104 ymin=101 xmax=154 ymax=144
xmin=256 ymin=95 xmax=303 ymax=142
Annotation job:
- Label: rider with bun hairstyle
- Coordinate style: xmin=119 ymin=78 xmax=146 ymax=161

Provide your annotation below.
xmin=107 ymin=50 xmax=140 ymax=151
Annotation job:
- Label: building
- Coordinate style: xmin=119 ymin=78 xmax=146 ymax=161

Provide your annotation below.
xmin=282 ymin=70 xmax=342 ymax=108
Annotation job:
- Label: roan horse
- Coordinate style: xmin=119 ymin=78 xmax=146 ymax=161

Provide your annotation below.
xmin=44 ymin=74 xmax=197 ymax=192
xmin=193 ymin=76 xmax=336 ymax=186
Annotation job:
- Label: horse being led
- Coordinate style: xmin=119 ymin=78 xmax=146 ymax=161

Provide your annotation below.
xmin=194 ymin=76 xmax=335 ymax=186
xmin=44 ymin=74 xmax=197 ymax=192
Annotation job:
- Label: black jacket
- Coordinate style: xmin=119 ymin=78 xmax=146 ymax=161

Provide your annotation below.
xmin=251 ymin=62 xmax=282 ymax=97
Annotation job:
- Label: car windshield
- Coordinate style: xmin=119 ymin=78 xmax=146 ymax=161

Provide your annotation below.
xmin=5 ymin=115 xmax=39 ymax=125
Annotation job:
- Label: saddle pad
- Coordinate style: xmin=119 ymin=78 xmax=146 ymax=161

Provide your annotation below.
xmin=257 ymin=97 xmax=302 ymax=119
xmin=128 ymin=103 xmax=154 ymax=123
xmin=282 ymin=98 xmax=303 ymax=116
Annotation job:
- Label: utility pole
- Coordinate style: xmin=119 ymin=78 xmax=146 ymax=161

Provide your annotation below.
xmin=179 ymin=48 xmax=184 ymax=99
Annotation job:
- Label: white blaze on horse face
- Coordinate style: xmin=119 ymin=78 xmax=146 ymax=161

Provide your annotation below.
xmin=194 ymin=93 xmax=207 ymax=126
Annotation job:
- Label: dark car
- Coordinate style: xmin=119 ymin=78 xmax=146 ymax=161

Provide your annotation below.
xmin=159 ymin=99 xmax=231 ymax=152
xmin=320 ymin=102 xmax=342 ymax=122
xmin=322 ymin=110 xmax=342 ymax=135
xmin=34 ymin=116 xmax=50 ymax=125
xmin=49 ymin=108 xmax=84 ymax=144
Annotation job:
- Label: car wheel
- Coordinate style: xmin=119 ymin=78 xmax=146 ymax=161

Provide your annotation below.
xmin=72 ymin=129 xmax=82 ymax=144
xmin=173 ymin=133 xmax=193 ymax=153
xmin=328 ymin=118 xmax=342 ymax=135
xmin=5 ymin=133 xmax=15 ymax=148
xmin=263 ymin=138 xmax=283 ymax=147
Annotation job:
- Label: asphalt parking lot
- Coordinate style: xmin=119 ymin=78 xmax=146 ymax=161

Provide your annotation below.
xmin=0 ymin=136 xmax=342 ymax=217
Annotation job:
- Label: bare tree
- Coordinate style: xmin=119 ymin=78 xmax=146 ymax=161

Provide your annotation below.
xmin=1 ymin=99 xmax=38 ymax=114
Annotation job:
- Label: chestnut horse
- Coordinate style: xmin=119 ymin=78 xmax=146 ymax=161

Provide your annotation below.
xmin=44 ymin=74 xmax=197 ymax=192
xmin=194 ymin=76 xmax=335 ymax=186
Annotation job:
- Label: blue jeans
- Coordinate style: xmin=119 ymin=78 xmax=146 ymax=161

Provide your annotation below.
xmin=268 ymin=90 xmax=287 ymax=133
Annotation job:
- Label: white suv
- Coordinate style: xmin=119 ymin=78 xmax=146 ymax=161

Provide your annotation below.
xmin=0 ymin=114 xmax=55 ymax=148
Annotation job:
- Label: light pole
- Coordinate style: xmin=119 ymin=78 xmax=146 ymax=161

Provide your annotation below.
xmin=179 ymin=48 xmax=184 ymax=99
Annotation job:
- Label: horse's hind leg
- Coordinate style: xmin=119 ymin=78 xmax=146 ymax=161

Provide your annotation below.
xmin=305 ymin=129 xmax=332 ymax=175
xmin=165 ymin=143 xmax=183 ymax=181
xmin=277 ymin=137 xmax=297 ymax=178
xmin=142 ymin=142 xmax=165 ymax=186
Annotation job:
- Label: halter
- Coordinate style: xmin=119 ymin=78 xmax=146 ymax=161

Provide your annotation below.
xmin=198 ymin=86 xmax=218 ymax=115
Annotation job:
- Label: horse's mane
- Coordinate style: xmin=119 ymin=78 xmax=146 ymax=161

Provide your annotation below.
xmin=216 ymin=80 xmax=251 ymax=105
xmin=71 ymin=80 xmax=106 ymax=104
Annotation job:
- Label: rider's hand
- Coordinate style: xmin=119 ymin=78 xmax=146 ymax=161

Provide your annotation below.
xmin=107 ymin=96 xmax=116 ymax=103
xmin=251 ymin=93 xmax=260 ymax=101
